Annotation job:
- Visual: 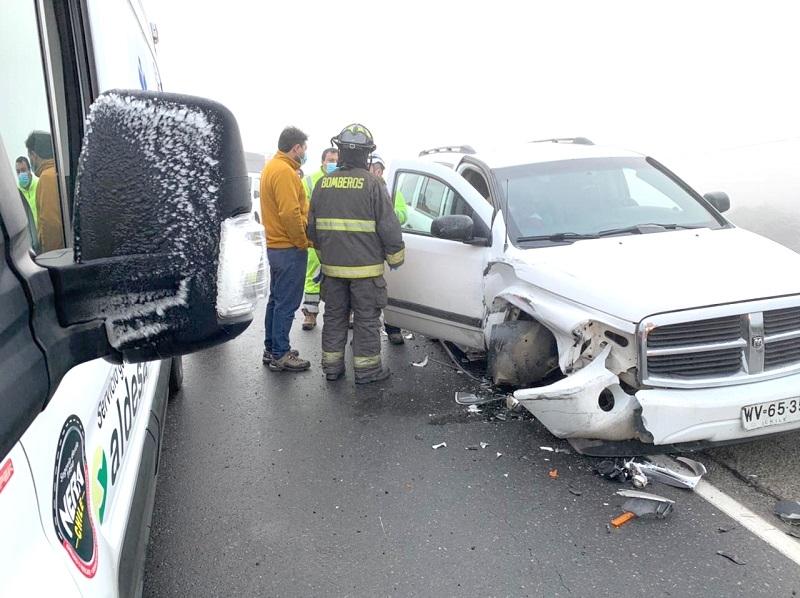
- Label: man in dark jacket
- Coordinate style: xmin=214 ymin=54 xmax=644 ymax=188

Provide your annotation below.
xmin=307 ymin=124 xmax=405 ymax=384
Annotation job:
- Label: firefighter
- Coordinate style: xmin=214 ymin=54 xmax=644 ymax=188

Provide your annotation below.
xmin=307 ymin=124 xmax=405 ymax=384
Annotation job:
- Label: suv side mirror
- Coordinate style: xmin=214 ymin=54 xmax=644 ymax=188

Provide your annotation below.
xmin=431 ymin=214 xmax=490 ymax=246
xmin=704 ymin=191 xmax=730 ymax=213
xmin=42 ymin=89 xmax=266 ymax=364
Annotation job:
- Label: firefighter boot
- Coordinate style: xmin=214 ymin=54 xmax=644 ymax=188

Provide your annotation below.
xmin=302 ymin=309 xmax=317 ymax=331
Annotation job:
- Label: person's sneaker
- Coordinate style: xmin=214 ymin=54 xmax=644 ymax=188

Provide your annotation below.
xmin=263 ymin=349 xmax=299 ymax=367
xmin=325 ymin=370 xmax=344 ymax=381
xmin=270 ymin=351 xmax=311 ymax=372
xmin=387 ymin=331 xmax=405 ymax=345
xmin=302 ymin=310 xmax=317 ymax=331
xmin=355 ymin=367 xmax=391 ymax=385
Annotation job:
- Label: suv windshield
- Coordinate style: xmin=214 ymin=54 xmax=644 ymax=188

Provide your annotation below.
xmin=494 ymin=157 xmax=725 ymax=245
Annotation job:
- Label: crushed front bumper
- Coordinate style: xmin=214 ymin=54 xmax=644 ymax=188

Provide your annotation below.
xmin=513 ymin=345 xmax=800 ymax=446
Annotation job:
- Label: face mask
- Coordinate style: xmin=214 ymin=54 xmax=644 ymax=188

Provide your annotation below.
xmin=300 ymin=153 xmax=308 ymax=165
xmin=18 ymin=173 xmax=30 ymax=187
xmin=325 ymin=163 xmax=338 ymax=173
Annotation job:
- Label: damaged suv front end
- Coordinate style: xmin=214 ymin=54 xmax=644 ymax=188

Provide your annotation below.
xmin=386 ymin=142 xmax=800 ymax=455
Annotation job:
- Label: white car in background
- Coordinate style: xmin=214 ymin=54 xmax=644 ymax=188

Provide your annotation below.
xmin=385 ymin=139 xmax=800 ymax=455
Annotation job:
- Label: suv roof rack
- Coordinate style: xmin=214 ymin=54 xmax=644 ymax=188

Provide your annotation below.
xmin=530 ymin=137 xmax=594 ymax=145
xmin=419 ymin=145 xmax=476 ymax=157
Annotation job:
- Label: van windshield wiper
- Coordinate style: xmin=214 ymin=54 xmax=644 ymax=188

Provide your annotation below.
xmin=516 ymin=232 xmax=599 ymax=243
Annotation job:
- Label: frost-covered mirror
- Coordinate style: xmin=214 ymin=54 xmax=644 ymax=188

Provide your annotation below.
xmin=47 ymin=89 xmax=255 ymax=363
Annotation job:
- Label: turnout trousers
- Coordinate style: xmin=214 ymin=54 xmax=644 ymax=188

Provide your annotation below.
xmin=320 ymin=275 xmax=388 ymax=381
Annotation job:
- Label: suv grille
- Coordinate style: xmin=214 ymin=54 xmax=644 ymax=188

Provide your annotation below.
xmin=640 ymin=301 xmax=800 ymax=388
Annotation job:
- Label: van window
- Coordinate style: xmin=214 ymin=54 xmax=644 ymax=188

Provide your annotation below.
xmin=0 ymin=3 xmax=65 ymax=253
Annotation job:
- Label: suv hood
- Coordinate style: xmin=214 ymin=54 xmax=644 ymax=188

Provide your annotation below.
xmin=511 ymin=227 xmax=800 ymax=323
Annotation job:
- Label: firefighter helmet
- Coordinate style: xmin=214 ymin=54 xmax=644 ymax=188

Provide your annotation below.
xmin=332 ymin=123 xmax=376 ymax=152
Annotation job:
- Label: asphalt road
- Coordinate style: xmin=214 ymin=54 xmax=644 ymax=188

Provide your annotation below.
xmin=143 ymin=301 xmax=800 ymax=597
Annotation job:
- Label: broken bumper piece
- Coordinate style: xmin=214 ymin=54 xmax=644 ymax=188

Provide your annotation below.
xmin=512 ymin=346 xmax=637 ymax=441
xmin=512 ymin=344 xmax=800 ymax=448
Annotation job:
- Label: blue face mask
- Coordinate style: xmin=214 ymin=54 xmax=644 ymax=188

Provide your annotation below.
xmin=300 ymin=153 xmax=308 ymax=165
xmin=325 ymin=163 xmax=338 ymax=173
xmin=18 ymin=172 xmax=30 ymax=187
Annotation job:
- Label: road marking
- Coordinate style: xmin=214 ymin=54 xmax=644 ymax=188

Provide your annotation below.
xmin=661 ymin=456 xmax=800 ymax=567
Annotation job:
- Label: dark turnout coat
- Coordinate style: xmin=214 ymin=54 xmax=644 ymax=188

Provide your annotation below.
xmin=307 ymin=167 xmax=405 ymax=278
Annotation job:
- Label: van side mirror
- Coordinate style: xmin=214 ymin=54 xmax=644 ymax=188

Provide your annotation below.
xmin=704 ymin=191 xmax=730 ymax=213
xmin=43 ymin=89 xmax=266 ymax=364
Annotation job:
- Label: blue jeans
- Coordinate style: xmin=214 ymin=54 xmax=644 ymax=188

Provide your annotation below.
xmin=264 ymin=247 xmax=307 ymax=359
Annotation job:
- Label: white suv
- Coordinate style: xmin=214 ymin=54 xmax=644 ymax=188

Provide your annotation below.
xmin=384 ymin=139 xmax=800 ymax=455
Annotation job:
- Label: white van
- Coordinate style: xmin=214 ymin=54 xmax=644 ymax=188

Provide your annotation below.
xmin=0 ymin=2 xmax=265 ymax=596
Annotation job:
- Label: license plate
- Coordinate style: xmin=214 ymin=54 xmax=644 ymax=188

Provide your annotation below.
xmin=741 ymin=398 xmax=800 ymax=430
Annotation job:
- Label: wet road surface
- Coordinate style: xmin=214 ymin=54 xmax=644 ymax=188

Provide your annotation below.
xmin=144 ymin=303 xmax=800 ymax=597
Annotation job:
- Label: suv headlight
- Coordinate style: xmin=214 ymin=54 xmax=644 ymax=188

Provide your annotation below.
xmin=216 ymin=213 xmax=268 ymax=318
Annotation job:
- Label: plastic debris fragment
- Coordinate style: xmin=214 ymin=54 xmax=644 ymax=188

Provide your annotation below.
xmin=596 ymin=459 xmax=629 ymax=482
xmin=496 ymin=452 xmax=502 ymax=459
xmin=403 ymin=332 xmax=414 ymax=340
xmin=773 ymin=500 xmax=800 ymax=525
xmin=717 ymin=550 xmax=746 ymax=565
xmin=467 ymin=405 xmax=481 ymax=413
xmin=455 ymin=392 xmax=504 ymax=406
xmin=480 ymin=442 xmax=489 ymax=449
xmin=632 ymin=457 xmax=707 ymax=490
xmin=568 ymin=488 xmax=583 ymax=496
xmin=549 ymin=470 xmax=559 ymax=478
xmin=432 ymin=442 xmax=446 ymax=449
xmin=412 ymin=356 xmax=429 ymax=367
xmin=612 ymin=490 xmax=675 ymax=526
xmin=616 ymin=489 xmax=676 ymax=503
xmin=540 ymin=446 xmax=554 ymax=452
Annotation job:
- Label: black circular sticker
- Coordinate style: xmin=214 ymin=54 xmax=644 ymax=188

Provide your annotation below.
xmin=52 ymin=415 xmax=98 ymax=578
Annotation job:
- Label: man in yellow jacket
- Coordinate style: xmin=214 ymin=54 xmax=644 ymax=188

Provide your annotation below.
xmin=25 ymin=131 xmax=64 ymax=253
xmin=300 ymin=147 xmax=339 ymax=330
xmin=260 ymin=126 xmax=312 ymax=372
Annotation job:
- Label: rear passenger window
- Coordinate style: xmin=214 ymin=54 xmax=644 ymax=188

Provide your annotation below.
xmin=1 ymin=3 xmax=66 ymax=254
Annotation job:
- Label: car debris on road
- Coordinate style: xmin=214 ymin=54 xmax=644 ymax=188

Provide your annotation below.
xmin=595 ymin=456 xmax=707 ymax=490
xmin=773 ymin=499 xmax=800 ymax=525
xmin=612 ymin=490 xmax=675 ymax=527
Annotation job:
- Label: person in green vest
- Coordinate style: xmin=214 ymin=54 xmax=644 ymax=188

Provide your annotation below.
xmin=15 ymin=156 xmax=40 ymax=252
xmin=301 ymin=147 xmax=339 ymax=330
xmin=369 ymin=153 xmax=408 ymax=345
xmin=15 ymin=156 xmax=38 ymax=224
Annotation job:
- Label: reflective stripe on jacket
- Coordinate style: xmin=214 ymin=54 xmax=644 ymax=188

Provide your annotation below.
xmin=303 ymin=167 xmax=326 ymax=202
xmin=307 ymin=167 xmax=405 ymax=279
